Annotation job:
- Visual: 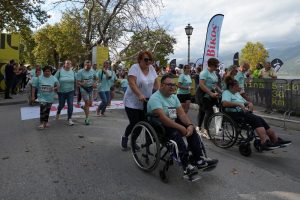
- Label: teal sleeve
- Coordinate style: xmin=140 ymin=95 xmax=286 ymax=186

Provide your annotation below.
xmin=222 ymin=90 xmax=231 ymax=102
xmin=178 ymin=74 xmax=184 ymax=83
xmin=148 ymin=97 xmax=163 ymax=112
xmin=76 ymin=71 xmax=81 ymax=81
xmin=32 ymin=77 xmax=38 ymax=88
xmin=200 ymin=71 xmax=207 ymax=80
xmin=175 ymin=96 xmax=181 ymax=108
xmin=54 ymin=71 xmax=59 ymax=79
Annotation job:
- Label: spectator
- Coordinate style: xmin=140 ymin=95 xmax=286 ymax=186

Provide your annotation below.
xmin=177 ymin=65 xmax=192 ymax=113
xmin=235 ymin=62 xmax=250 ymax=100
xmin=4 ymin=60 xmax=15 ymax=99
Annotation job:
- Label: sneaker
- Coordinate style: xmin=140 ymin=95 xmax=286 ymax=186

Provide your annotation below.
xmin=184 ymin=164 xmax=197 ymax=176
xmin=261 ymin=140 xmax=280 ymax=151
xmin=195 ymin=159 xmax=208 ymax=169
xmin=38 ymin=123 xmax=45 ymax=129
xmin=121 ymin=136 xmax=129 ymax=151
xmin=56 ymin=113 xmax=60 ymax=120
xmin=68 ymin=119 xmax=74 ymax=126
xmin=201 ymin=157 xmax=219 ymax=166
xmin=84 ymin=118 xmax=90 ymax=125
xmin=45 ymin=122 xmax=50 ymax=128
xmin=277 ymin=137 xmax=292 ymax=147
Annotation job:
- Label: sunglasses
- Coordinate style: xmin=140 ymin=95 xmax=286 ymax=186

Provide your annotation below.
xmin=143 ymin=58 xmax=152 ymax=62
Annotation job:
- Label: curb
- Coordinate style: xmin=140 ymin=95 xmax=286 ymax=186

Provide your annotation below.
xmin=0 ymin=100 xmax=27 ymax=106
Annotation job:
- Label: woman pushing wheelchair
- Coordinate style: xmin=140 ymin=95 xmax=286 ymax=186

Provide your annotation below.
xmin=222 ymin=76 xmax=291 ymax=151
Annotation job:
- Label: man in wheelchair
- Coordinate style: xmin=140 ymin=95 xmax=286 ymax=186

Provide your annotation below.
xmin=222 ymin=76 xmax=291 ymax=151
xmin=147 ymin=74 xmax=218 ymax=176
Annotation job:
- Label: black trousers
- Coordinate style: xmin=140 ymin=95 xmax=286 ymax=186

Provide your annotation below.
xmin=198 ymin=97 xmax=217 ymax=129
xmin=164 ymin=125 xmax=203 ymax=169
xmin=40 ymin=103 xmax=52 ymax=123
xmin=5 ymin=79 xmax=13 ymax=98
xmin=124 ymin=106 xmax=145 ymax=137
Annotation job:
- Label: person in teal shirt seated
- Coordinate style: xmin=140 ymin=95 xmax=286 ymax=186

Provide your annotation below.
xmin=147 ymin=74 xmax=218 ymax=177
xmin=96 ymin=60 xmax=117 ymax=116
xmin=177 ymin=65 xmax=192 ymax=113
xmin=222 ymin=76 xmax=291 ymax=151
xmin=32 ymin=66 xmax=59 ymax=129
xmin=55 ymin=60 xmax=76 ymax=126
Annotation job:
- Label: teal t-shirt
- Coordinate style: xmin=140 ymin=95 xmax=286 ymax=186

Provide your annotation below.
xmin=235 ymin=71 xmax=245 ymax=89
xmin=32 ymin=75 xmax=59 ymax=103
xmin=177 ymin=74 xmax=192 ymax=94
xmin=97 ymin=69 xmax=117 ymax=92
xmin=199 ymin=68 xmax=218 ymax=97
xmin=120 ymin=79 xmax=128 ymax=88
xmin=76 ymin=69 xmax=97 ymax=92
xmin=221 ymin=90 xmax=246 ymax=112
xmin=147 ymin=90 xmax=181 ymax=119
xmin=55 ymin=68 xmax=76 ymax=93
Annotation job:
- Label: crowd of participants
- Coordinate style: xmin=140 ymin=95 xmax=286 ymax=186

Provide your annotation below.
xmin=3 ymin=51 xmax=291 ymax=176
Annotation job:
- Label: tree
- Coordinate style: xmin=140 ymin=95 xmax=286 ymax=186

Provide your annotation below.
xmin=0 ymin=0 xmax=48 ymax=31
xmin=33 ymin=11 xmax=86 ymax=66
xmin=51 ymin=0 xmax=164 ymax=59
xmin=240 ymin=42 xmax=269 ymax=71
xmin=121 ymin=29 xmax=176 ymax=67
xmin=19 ymin=28 xmax=36 ymax=65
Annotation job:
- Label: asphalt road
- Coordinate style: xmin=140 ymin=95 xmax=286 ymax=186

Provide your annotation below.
xmin=0 ymin=103 xmax=300 ymax=200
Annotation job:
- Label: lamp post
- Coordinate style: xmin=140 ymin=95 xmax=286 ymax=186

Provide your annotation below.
xmin=185 ymin=23 xmax=193 ymax=65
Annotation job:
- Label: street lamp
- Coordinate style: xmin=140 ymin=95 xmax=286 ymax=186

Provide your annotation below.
xmin=185 ymin=23 xmax=193 ymax=65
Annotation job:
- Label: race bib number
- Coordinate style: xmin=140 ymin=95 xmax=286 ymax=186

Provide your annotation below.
xmin=40 ymin=85 xmax=52 ymax=92
xmin=83 ymin=79 xmax=93 ymax=85
xmin=168 ymin=107 xmax=177 ymax=119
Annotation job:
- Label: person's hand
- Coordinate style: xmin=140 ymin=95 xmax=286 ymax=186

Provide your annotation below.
xmin=210 ymin=92 xmax=219 ymax=99
xmin=138 ymin=94 xmax=147 ymax=102
xmin=186 ymin=125 xmax=194 ymax=137
xmin=179 ymin=125 xmax=187 ymax=136
xmin=239 ymin=104 xmax=247 ymax=112
xmin=247 ymin=102 xmax=254 ymax=112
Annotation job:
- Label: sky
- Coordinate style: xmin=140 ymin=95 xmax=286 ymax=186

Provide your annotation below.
xmin=44 ymin=0 xmax=300 ymax=65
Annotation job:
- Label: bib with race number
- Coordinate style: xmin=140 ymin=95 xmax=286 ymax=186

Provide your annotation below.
xmin=168 ymin=107 xmax=177 ymax=119
xmin=83 ymin=79 xmax=93 ymax=86
xmin=40 ymin=85 xmax=52 ymax=92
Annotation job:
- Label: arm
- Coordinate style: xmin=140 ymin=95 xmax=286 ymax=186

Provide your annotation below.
xmin=153 ymin=78 xmax=160 ymax=91
xmin=128 ymin=75 xmax=146 ymax=101
xmin=152 ymin=108 xmax=187 ymax=136
xmin=199 ymin=79 xmax=219 ymax=98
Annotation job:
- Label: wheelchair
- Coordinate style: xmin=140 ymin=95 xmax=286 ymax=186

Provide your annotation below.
xmin=206 ymin=107 xmax=261 ymax=157
xmin=130 ymin=113 xmax=215 ymax=182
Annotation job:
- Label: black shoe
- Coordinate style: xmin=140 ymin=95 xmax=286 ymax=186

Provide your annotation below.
xmin=184 ymin=164 xmax=198 ymax=176
xmin=5 ymin=96 xmax=13 ymax=99
xmin=195 ymin=159 xmax=208 ymax=170
xmin=277 ymin=137 xmax=292 ymax=147
xmin=202 ymin=157 xmax=219 ymax=166
xmin=260 ymin=140 xmax=280 ymax=151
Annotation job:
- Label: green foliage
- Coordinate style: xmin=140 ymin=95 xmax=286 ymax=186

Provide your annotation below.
xmin=123 ymin=29 xmax=176 ymax=67
xmin=33 ymin=11 xmax=86 ymax=67
xmin=19 ymin=28 xmax=36 ymax=65
xmin=240 ymin=42 xmax=269 ymax=71
xmin=0 ymin=0 xmax=48 ymax=31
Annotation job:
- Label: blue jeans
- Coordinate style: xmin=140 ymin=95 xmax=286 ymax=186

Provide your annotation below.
xmin=98 ymin=91 xmax=110 ymax=114
xmin=57 ymin=91 xmax=74 ymax=119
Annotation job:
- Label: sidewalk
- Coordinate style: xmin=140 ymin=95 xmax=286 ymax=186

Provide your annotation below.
xmin=0 ymin=92 xmax=28 ymax=106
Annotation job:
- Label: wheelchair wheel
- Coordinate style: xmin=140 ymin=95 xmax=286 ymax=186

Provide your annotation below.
xmin=239 ymin=143 xmax=252 ymax=156
xmin=207 ymin=113 xmax=238 ymax=148
xmin=131 ymin=121 xmax=161 ymax=172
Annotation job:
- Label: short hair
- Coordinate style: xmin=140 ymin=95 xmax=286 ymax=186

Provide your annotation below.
xmin=137 ymin=51 xmax=153 ymax=63
xmin=43 ymin=65 xmax=52 ymax=73
xmin=183 ymin=64 xmax=190 ymax=69
xmin=224 ymin=76 xmax=238 ymax=89
xmin=84 ymin=60 xmax=91 ymax=65
xmin=207 ymin=57 xmax=219 ymax=67
xmin=161 ymin=73 xmax=175 ymax=84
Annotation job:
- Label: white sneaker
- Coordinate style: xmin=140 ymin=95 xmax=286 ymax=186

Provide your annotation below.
xmin=68 ymin=119 xmax=74 ymax=126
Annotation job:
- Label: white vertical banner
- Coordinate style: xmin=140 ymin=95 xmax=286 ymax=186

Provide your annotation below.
xmin=202 ymin=14 xmax=224 ymax=69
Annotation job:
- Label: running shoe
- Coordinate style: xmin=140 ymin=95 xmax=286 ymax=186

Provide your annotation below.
xmin=68 ymin=119 xmax=74 ymax=126
xmin=277 ymin=137 xmax=292 ymax=147
xmin=260 ymin=140 xmax=280 ymax=151
xmin=84 ymin=118 xmax=90 ymax=125
xmin=121 ymin=136 xmax=129 ymax=151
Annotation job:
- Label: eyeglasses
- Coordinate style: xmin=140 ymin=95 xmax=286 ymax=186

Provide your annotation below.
xmin=163 ymin=83 xmax=177 ymax=87
xmin=144 ymin=58 xmax=152 ymax=62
